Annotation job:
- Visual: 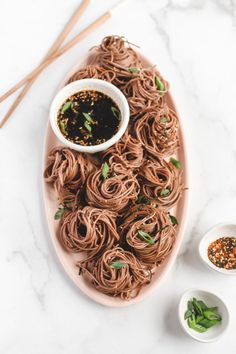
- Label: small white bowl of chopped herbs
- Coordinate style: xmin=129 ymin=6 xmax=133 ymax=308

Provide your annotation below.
xmin=178 ymin=289 xmax=230 ymax=342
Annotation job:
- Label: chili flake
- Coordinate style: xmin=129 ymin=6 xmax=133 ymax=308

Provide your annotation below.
xmin=208 ymin=237 xmax=236 ymax=270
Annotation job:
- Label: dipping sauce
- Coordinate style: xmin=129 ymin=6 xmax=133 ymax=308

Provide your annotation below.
xmin=57 ymin=90 xmax=121 ymax=146
xmin=208 ymin=237 xmax=236 ymax=270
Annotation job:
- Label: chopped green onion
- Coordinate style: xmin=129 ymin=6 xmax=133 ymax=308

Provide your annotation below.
xmin=169 ymin=214 xmax=178 ymax=226
xmin=111 ymin=262 xmax=127 ymax=269
xmin=128 ymin=67 xmax=140 ymax=73
xmin=102 ymin=162 xmax=109 ymax=179
xmin=138 ymin=230 xmax=155 ymax=245
xmin=160 ymin=116 xmax=167 ymax=123
xmin=84 ymin=121 xmax=92 ymax=132
xmin=155 ymin=76 xmax=165 ymax=91
xmin=185 ymin=298 xmax=222 ymax=333
xmin=59 ymin=121 xmax=67 ymax=135
xmin=111 ymin=106 xmax=120 ymax=120
xmin=137 ymin=195 xmax=151 ymax=205
xmin=54 ymin=206 xmax=67 ymax=220
xmin=160 ymin=188 xmax=170 ymax=197
xmin=82 ymin=112 xmax=95 ymax=124
xmin=170 ymin=157 xmax=182 ymax=169
xmin=61 ymin=101 xmax=72 ymax=113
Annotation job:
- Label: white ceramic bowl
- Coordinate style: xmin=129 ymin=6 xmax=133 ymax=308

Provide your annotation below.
xmin=178 ymin=289 xmax=230 ymax=342
xmin=49 ymin=79 xmax=130 ymax=153
xmin=199 ymin=223 xmax=236 ymax=275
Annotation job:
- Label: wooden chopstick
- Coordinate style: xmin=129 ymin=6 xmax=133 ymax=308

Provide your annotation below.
xmin=0 ymin=0 xmax=127 ymax=128
xmin=0 ymin=0 xmax=90 ymax=128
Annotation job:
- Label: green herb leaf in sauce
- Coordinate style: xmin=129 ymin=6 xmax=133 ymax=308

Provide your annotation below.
xmin=155 ymin=76 xmax=165 ymax=91
xmin=59 ymin=121 xmax=67 ymax=135
xmin=102 ymin=162 xmax=109 ymax=179
xmin=61 ymin=101 xmax=72 ymax=113
xmin=128 ymin=67 xmax=140 ymax=73
xmin=160 ymin=188 xmax=170 ymax=197
xmin=160 ymin=116 xmax=167 ymax=123
xmin=170 ymin=157 xmax=182 ymax=169
xmin=84 ymin=120 xmax=92 ymax=132
xmin=111 ymin=106 xmax=120 ymax=120
xmin=82 ymin=112 xmax=95 ymax=124
xmin=169 ymin=214 xmax=178 ymax=226
xmin=54 ymin=206 xmax=67 ymax=220
xmin=137 ymin=195 xmax=151 ymax=205
xmin=111 ymin=262 xmax=127 ymax=269
xmin=138 ymin=230 xmax=155 ymax=245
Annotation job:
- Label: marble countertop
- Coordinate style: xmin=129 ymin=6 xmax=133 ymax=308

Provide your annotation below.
xmin=1 ymin=0 xmax=236 ymax=353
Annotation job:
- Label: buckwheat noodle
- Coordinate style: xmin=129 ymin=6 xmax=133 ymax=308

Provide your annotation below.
xmin=60 ymin=206 xmax=119 ymax=260
xmin=138 ymin=156 xmax=184 ymax=209
xmin=134 ymin=104 xmax=179 ymax=157
xmin=44 ymin=35 xmax=185 ymax=300
xmin=102 ymin=131 xmax=143 ymax=169
xmin=44 ymin=147 xmax=93 ymax=209
xmin=66 ymin=65 xmax=116 ymax=85
xmin=120 ymin=205 xmax=176 ymax=267
xmin=86 ymin=161 xmax=140 ymax=213
xmin=77 ymin=247 xmax=152 ymax=300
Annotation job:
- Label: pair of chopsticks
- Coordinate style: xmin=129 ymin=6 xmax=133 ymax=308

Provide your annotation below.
xmin=0 ymin=0 xmax=126 ymax=128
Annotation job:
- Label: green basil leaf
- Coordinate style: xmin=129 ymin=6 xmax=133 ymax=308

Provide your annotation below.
xmin=61 ymin=101 xmax=72 ymax=113
xmin=102 ymin=162 xmax=109 ymax=179
xmin=170 ymin=157 xmax=182 ymax=169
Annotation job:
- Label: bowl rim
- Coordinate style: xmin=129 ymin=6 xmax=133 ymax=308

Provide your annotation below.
xmin=49 ymin=78 xmax=130 ymax=154
xmin=178 ymin=288 xmax=230 ymax=343
xmin=198 ymin=222 xmax=236 ymax=275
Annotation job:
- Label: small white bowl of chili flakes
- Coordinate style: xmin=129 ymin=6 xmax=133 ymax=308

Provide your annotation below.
xmin=199 ymin=223 xmax=236 ymax=275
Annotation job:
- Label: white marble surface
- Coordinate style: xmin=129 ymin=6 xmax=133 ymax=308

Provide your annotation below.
xmin=1 ymin=0 xmax=236 ymax=352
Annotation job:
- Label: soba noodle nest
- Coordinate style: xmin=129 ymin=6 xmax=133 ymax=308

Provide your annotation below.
xmin=60 ymin=206 xmax=119 ymax=260
xmin=120 ymin=205 xmax=176 ymax=267
xmin=91 ymin=35 xmax=142 ymax=71
xmin=44 ymin=147 xmax=94 ymax=209
xmin=138 ymin=157 xmax=184 ymax=210
xmin=44 ymin=35 xmax=185 ymax=300
xmin=78 ymin=247 xmax=152 ymax=300
xmin=86 ymin=161 xmax=140 ymax=213
xmin=101 ymin=130 xmax=143 ymax=169
xmin=134 ymin=104 xmax=179 ymax=157
xmin=66 ymin=65 xmax=116 ymax=85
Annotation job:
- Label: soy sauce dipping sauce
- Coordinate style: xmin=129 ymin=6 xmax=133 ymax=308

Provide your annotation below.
xmin=57 ymin=90 xmax=121 ymax=146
